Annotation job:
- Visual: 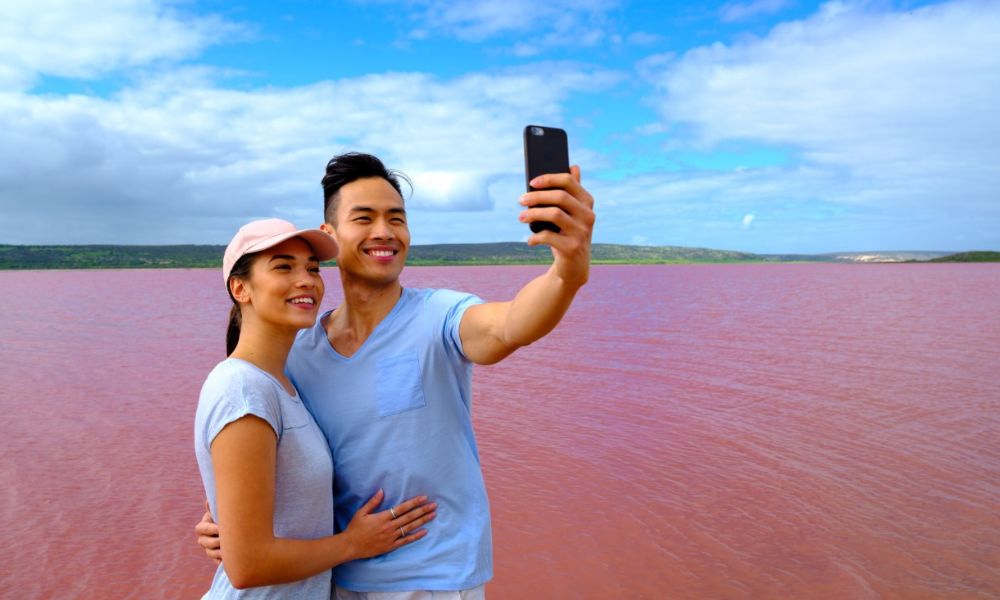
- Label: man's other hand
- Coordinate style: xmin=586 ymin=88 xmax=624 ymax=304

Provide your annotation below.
xmin=195 ymin=500 xmax=222 ymax=564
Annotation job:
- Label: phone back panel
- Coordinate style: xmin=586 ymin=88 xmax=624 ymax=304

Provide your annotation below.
xmin=524 ymin=126 xmax=570 ymax=188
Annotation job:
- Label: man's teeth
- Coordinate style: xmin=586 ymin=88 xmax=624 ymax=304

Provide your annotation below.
xmin=368 ymin=250 xmax=394 ymax=257
xmin=289 ymin=298 xmax=314 ymax=305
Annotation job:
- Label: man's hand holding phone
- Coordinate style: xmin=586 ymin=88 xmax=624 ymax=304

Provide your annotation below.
xmin=520 ymin=126 xmax=595 ymax=287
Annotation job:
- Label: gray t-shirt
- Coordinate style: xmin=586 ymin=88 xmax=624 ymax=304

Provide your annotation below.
xmin=194 ymin=358 xmax=334 ymax=599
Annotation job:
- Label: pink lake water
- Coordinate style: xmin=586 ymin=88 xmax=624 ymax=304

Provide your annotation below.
xmin=1 ymin=264 xmax=998 ymax=599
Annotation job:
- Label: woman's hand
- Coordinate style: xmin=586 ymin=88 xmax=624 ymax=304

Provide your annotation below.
xmin=342 ymin=489 xmax=437 ymax=560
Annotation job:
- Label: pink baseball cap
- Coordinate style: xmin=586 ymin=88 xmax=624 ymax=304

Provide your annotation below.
xmin=223 ymin=218 xmax=339 ymax=285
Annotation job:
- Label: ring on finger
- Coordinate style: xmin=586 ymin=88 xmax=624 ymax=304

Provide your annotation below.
xmin=398 ymin=526 xmax=405 ymax=538
xmin=390 ymin=507 xmax=397 ymax=519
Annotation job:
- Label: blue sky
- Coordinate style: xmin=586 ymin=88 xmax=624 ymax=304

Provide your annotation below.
xmin=0 ymin=0 xmax=997 ymax=253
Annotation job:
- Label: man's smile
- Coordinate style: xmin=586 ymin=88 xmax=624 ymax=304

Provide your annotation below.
xmin=364 ymin=246 xmax=399 ymax=262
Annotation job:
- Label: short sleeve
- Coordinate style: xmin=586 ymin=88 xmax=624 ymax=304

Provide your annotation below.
xmin=197 ymin=362 xmax=283 ymax=450
xmin=426 ymin=289 xmax=483 ymax=360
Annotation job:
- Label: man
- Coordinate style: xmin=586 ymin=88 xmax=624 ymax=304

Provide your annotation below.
xmin=197 ymin=152 xmax=595 ymax=597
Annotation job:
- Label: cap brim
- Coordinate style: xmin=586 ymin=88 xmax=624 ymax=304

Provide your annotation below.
xmin=245 ymin=229 xmax=339 ymax=262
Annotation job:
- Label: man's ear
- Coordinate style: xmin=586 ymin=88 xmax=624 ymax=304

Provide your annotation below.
xmin=320 ymin=222 xmax=336 ymax=236
xmin=229 ymin=277 xmax=251 ymax=304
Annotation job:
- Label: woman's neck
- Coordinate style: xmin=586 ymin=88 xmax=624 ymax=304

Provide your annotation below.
xmin=229 ymin=318 xmax=297 ymax=388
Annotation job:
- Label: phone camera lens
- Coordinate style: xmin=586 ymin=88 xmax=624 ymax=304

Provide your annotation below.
xmin=530 ymin=126 xmax=545 ymax=136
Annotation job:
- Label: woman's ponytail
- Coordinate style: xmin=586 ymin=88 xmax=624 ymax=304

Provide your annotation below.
xmin=224 ymin=253 xmax=255 ymax=356
xmin=226 ymin=303 xmax=242 ymax=356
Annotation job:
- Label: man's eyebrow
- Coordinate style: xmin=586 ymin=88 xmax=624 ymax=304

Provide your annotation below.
xmin=347 ymin=205 xmax=406 ymax=215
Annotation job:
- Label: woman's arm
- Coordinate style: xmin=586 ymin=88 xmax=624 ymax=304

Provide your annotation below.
xmin=211 ymin=415 xmax=435 ymax=589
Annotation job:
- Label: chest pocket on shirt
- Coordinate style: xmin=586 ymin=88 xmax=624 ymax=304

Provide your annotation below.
xmin=375 ymin=352 xmax=426 ymax=417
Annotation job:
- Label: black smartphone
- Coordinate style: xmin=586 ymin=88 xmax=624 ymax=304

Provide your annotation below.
xmin=523 ymin=125 xmax=570 ymax=234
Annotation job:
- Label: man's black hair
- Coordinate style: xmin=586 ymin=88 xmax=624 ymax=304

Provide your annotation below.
xmin=321 ymin=152 xmax=409 ymax=225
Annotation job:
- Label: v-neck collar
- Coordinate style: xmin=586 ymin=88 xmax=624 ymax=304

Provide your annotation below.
xmin=320 ymin=287 xmax=410 ymax=361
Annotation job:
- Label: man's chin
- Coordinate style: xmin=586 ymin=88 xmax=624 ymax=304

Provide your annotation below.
xmin=344 ymin=267 xmax=403 ymax=287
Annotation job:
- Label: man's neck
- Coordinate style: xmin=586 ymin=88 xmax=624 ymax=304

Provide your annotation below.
xmin=325 ymin=275 xmax=404 ymax=356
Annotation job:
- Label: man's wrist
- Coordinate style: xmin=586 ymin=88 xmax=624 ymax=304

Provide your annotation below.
xmin=551 ymin=262 xmax=589 ymax=288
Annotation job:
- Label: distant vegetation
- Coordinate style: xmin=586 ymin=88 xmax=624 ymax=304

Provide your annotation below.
xmin=0 ymin=244 xmax=220 ymax=270
xmin=411 ymin=243 xmax=764 ymax=265
xmin=0 ymin=243 xmax=764 ymax=269
xmin=928 ymin=251 xmax=1000 ymax=262
xmin=0 ymin=243 xmax=996 ymax=270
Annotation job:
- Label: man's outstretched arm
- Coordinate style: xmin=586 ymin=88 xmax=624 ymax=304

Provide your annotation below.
xmin=460 ymin=166 xmax=595 ymax=365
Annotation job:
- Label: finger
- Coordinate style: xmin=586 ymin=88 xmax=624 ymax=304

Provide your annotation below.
xmin=528 ymin=172 xmax=581 ymax=195
xmin=389 ymin=495 xmax=430 ymax=518
xmin=195 ymin=517 xmax=220 ymax=536
xmin=207 ymin=546 xmax=223 ymax=560
xmin=520 ymin=206 xmax=580 ymax=233
xmin=357 ymin=488 xmax=384 ymax=517
xmin=528 ymin=169 xmax=594 ymax=211
xmin=396 ymin=505 xmax=437 ymax=530
xmin=527 ymin=228 xmax=580 ymax=250
xmin=195 ymin=519 xmax=220 ymax=537
xmin=198 ymin=534 xmax=222 ymax=551
xmin=528 ymin=171 xmax=593 ymax=210
xmin=399 ymin=507 xmax=437 ymax=529
xmin=393 ymin=527 xmax=429 ymax=548
xmin=522 ymin=188 xmax=594 ymax=217
xmin=536 ymin=166 xmax=591 ymax=210
xmin=521 ymin=189 xmax=580 ymax=212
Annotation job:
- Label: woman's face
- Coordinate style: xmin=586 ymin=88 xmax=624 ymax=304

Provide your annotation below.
xmin=237 ymin=237 xmax=325 ymax=330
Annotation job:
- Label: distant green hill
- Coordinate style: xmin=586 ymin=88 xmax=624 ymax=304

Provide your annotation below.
xmin=411 ymin=243 xmax=762 ymax=265
xmin=929 ymin=251 xmax=1000 ymax=262
xmin=0 ymin=242 xmax=767 ymax=269
xmin=0 ymin=243 xmax=996 ymax=270
xmin=0 ymin=244 xmax=221 ymax=270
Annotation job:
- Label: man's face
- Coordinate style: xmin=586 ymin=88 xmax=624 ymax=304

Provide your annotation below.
xmin=322 ymin=176 xmax=410 ymax=286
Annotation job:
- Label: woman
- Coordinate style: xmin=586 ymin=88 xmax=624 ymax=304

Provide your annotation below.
xmin=194 ymin=219 xmax=436 ymax=598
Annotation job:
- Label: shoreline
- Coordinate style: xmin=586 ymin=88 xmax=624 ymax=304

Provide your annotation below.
xmin=2 ymin=260 xmax=999 ymax=273
xmin=2 ymin=244 xmax=995 ymax=270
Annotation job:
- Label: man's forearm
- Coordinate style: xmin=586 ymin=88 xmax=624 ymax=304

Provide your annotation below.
xmin=462 ymin=166 xmax=594 ymax=365
xmin=499 ymin=263 xmax=584 ymax=349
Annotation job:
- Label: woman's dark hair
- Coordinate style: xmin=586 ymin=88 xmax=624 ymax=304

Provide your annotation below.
xmin=225 ymin=253 xmax=257 ymax=356
xmin=321 ymin=152 xmax=410 ymax=225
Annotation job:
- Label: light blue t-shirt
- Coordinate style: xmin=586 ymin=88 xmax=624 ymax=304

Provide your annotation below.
xmin=194 ymin=358 xmax=335 ymax=599
xmin=287 ymin=287 xmax=491 ymax=592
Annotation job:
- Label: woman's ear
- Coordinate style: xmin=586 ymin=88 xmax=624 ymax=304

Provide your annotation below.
xmin=229 ymin=277 xmax=251 ymax=304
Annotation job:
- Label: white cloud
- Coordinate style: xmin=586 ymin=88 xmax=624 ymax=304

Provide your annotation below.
xmin=578 ymin=163 xmax=996 ymax=253
xmin=0 ymin=0 xmax=243 ymax=90
xmin=0 ymin=64 xmax=619 ymax=244
xmin=741 ymin=213 xmax=756 ymax=229
xmin=643 ymin=0 xmax=1000 ymax=217
xmin=409 ymin=172 xmax=494 ymax=211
